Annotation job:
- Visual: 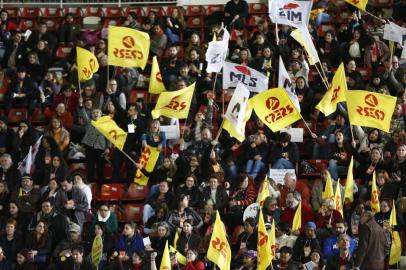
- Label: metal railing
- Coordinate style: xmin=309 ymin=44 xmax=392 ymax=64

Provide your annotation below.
xmin=0 ymin=0 xmax=178 ymax=8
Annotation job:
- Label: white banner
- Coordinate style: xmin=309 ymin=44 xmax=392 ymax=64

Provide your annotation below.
xmin=268 ymin=169 xmax=296 ymax=185
xmin=223 ymin=62 xmax=269 ymax=92
xmin=278 ymin=56 xmax=301 ymax=112
xmin=205 ymin=28 xmax=230 ymax=73
xmin=224 ymin=82 xmax=250 ymax=129
xmin=383 ymin=22 xmax=406 ymax=44
xmin=280 ymin=127 xmax=304 ymax=142
xmin=268 ymin=0 xmax=312 ymax=28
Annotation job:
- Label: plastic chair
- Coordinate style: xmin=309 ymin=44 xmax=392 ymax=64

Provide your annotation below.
xmin=43 ymin=8 xmax=63 ymax=18
xmin=124 ymin=183 xmax=149 ymax=201
xmin=99 ymin=184 xmax=125 ymax=201
xmin=8 ymin=108 xmax=28 ymax=125
xmin=121 ymin=204 xmax=144 ymax=223
xmin=105 ymin=7 xmax=124 ymax=18
xmin=22 ymin=8 xmax=41 ymax=18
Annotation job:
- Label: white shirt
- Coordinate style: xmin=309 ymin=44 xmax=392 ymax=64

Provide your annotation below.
xmin=76 ymin=183 xmax=92 ymax=210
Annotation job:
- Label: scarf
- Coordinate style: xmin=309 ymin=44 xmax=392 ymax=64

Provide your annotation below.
xmin=98 ymin=210 xmax=111 ymax=222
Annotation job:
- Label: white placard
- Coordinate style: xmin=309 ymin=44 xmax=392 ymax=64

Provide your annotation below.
xmin=280 ymin=127 xmax=304 ymax=142
xmin=243 ymin=202 xmax=260 ymax=222
xmin=268 ymin=169 xmax=296 ymax=185
xmin=160 ymin=124 xmax=180 ymax=140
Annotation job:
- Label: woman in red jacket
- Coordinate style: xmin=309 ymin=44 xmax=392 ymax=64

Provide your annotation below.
xmin=182 ymin=249 xmax=205 ymax=270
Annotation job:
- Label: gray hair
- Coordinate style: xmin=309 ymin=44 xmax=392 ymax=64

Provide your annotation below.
xmin=0 ymin=153 xmax=12 ymax=161
xmin=284 ymin=172 xmax=296 ymax=180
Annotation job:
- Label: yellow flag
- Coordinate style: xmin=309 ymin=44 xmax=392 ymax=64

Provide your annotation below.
xmin=91 ymin=116 xmax=127 ymax=150
xmin=169 ymin=245 xmax=187 ymax=265
xmin=212 ymin=32 xmax=217 ymax=41
xmin=159 ymin=241 xmax=171 ymax=270
xmin=151 ymin=83 xmax=195 ymax=119
xmin=344 ymin=0 xmax=368 ymax=11
xmin=223 ymin=101 xmax=253 ymax=142
xmin=149 ymin=56 xmax=166 ymax=94
xmin=334 ymin=182 xmax=343 ymax=216
xmin=258 ymin=209 xmax=272 ymax=270
xmin=91 ymin=235 xmax=103 ymax=267
xmin=257 ymin=178 xmax=270 ymax=206
xmin=344 ymin=156 xmax=355 ymax=203
xmin=250 ymin=88 xmax=301 ymax=132
xmin=173 ymin=230 xmax=179 ymax=249
xmin=346 ymin=90 xmax=396 ymax=133
xmin=292 ymin=202 xmax=302 ymax=231
xmin=108 ymin=25 xmax=150 ymax=69
xmin=269 ymin=219 xmax=276 ymax=260
xmin=316 ymin=63 xmax=347 ymax=116
xmin=134 ymin=145 xmax=160 ymax=185
xmin=389 ymin=201 xmax=401 ymax=265
xmin=322 ymin=171 xmax=335 ymax=200
xmin=77 ymin=47 xmax=99 ymax=81
xmin=371 ymin=172 xmax=380 ymax=213
xmin=389 ymin=41 xmax=395 ymax=60
xmin=207 ymin=211 xmax=231 ymax=270
xmin=290 ymin=27 xmax=320 ymax=65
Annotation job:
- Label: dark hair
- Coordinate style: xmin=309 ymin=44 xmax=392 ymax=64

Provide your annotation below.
xmin=279 ymin=132 xmax=291 ymax=143
xmin=71 ymin=244 xmax=84 ymax=254
xmin=183 ymin=218 xmax=193 ymax=226
xmin=244 ymin=217 xmax=256 ymax=228
xmin=128 ymin=11 xmax=137 ymax=19
xmin=335 ymin=219 xmax=347 ymax=227
xmin=71 ymin=171 xmax=87 ymax=183
xmin=41 ymin=199 xmax=54 ymax=207
xmin=94 ymin=222 xmax=107 ymax=233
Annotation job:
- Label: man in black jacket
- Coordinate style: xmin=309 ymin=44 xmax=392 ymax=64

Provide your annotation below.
xmin=61 ymin=245 xmax=94 ymax=270
xmin=0 ymin=153 xmax=21 ymax=192
xmin=107 ymin=91 xmax=145 ymax=182
xmin=224 ymin=0 xmax=249 ymax=29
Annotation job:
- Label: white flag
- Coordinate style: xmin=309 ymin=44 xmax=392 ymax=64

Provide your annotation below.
xmin=278 ymin=56 xmax=301 ymax=112
xmin=19 ymin=135 xmax=43 ymax=175
xmin=290 ymin=26 xmax=320 ymax=65
xmin=224 ymin=82 xmax=250 ymax=129
xmin=206 ymin=28 xmax=230 ymax=73
xmin=383 ymin=22 xmax=406 ymax=44
xmin=222 ymin=62 xmax=269 ymax=92
xmin=268 ymin=0 xmax=312 ymax=28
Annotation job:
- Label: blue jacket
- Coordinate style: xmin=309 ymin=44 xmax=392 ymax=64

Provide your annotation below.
xmin=115 ymin=234 xmax=144 ymax=257
xmin=323 ymin=235 xmax=357 ymax=259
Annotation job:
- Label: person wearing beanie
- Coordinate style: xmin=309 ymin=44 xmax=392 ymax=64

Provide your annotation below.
xmin=272 ymin=246 xmax=300 ymax=270
xmin=236 ymin=250 xmax=256 ymax=270
xmin=292 ymin=221 xmax=321 ymax=263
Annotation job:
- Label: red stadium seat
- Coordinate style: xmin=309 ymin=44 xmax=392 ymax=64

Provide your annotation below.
xmin=63 ymin=7 xmax=83 ymax=17
xmin=186 ymin=6 xmax=206 ymax=16
xmin=206 ymin=5 xmax=224 ymax=15
xmin=42 ymin=19 xmax=60 ymax=32
xmin=88 ymin=183 xmax=99 ymax=202
xmin=147 ymin=6 xmax=166 ymax=17
xmin=299 ymin=160 xmax=328 ymax=177
xmin=125 ymin=7 xmax=145 ymax=18
xmin=103 ymin=19 xmax=121 ymax=28
xmin=43 ymin=8 xmax=63 ymax=18
xmin=84 ymin=7 xmax=104 ymax=17
xmin=8 ymin=108 xmax=28 ymax=125
xmin=18 ymin=19 xmax=37 ymax=31
xmin=121 ymin=204 xmax=144 ymax=223
xmin=22 ymin=8 xmax=41 ymax=18
xmin=99 ymin=184 xmax=125 ymax=201
xmin=372 ymin=0 xmax=393 ymax=7
xmin=166 ymin=6 xmax=185 ymax=17
xmin=105 ymin=7 xmax=124 ymax=18
xmin=109 ymin=204 xmax=122 ymax=220
xmin=55 ymin=45 xmax=73 ymax=60
xmin=249 ymin=3 xmax=268 ymax=14
xmin=187 ymin=16 xmax=204 ymax=29
xmin=4 ymin=8 xmax=20 ymax=19
xmin=124 ymin=183 xmax=149 ymax=201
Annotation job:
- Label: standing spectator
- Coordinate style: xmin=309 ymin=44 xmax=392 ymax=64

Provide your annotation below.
xmin=54 ymin=178 xmax=88 ymax=229
xmin=3 ymin=33 xmax=25 ymax=69
xmin=353 ymin=211 xmax=389 ymax=270
xmin=150 ymin=23 xmax=167 ymax=57
xmin=0 ymin=10 xmax=15 ymax=63
xmin=165 ymin=7 xmax=184 ymax=45
xmin=72 ymin=172 xmax=92 ymax=211
xmin=58 ymin=13 xmax=80 ymax=44
xmin=326 ymin=233 xmax=356 ymax=270
xmin=224 ymin=0 xmax=248 ymax=29
xmin=161 ymin=44 xmax=182 ymax=88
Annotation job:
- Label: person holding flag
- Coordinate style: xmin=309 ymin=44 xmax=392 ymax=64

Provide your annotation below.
xmin=281 ymin=191 xmax=314 ymax=234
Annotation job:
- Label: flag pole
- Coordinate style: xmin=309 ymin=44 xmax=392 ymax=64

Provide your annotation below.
xmin=118 ymin=148 xmax=137 ymax=165
xmin=314 ymin=61 xmax=330 ymax=89
xmin=275 ymin=23 xmax=279 ymax=45
xmin=318 ymin=62 xmax=331 ymax=88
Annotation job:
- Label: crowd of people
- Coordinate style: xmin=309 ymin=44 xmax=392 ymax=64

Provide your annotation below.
xmin=0 ymin=0 xmax=405 ymax=269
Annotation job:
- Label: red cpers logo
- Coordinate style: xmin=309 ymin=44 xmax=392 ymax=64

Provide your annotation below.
xmin=264 ymin=96 xmax=294 ymax=124
xmin=355 ymin=93 xmax=384 ymax=120
xmin=156 ymin=72 xmax=163 ymax=83
xmin=113 ymin=35 xmax=144 ymax=60
xmin=82 ymin=58 xmax=97 ymax=78
xmin=164 ymin=96 xmax=187 ymax=111
xmin=279 ymin=2 xmax=303 ymax=22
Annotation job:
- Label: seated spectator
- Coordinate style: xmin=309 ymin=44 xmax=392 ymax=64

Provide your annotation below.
xmin=0 ymin=153 xmax=21 ymax=192
xmin=175 ymin=174 xmax=200 ymax=208
xmin=261 ymin=196 xmax=281 ymax=224
xmin=86 ymin=222 xmax=114 ymax=269
xmin=10 ymin=175 xmax=40 ymax=215
xmin=272 ymin=246 xmax=300 ymax=270
xmin=288 ymin=58 xmax=309 ymax=87
xmin=302 ymin=249 xmax=325 ymax=270
xmin=24 ymin=221 xmax=52 ymax=267
xmin=0 ymin=181 xmax=9 ymax=217
xmin=315 ymin=199 xmax=343 ymax=236
xmin=176 ymin=219 xmax=202 ymax=256
xmin=166 ymin=194 xmax=203 ymax=233
xmin=327 ymin=129 xmax=354 ymax=180
xmin=312 ymin=170 xmax=345 ymax=212
xmin=122 ymin=11 xmax=141 ymax=30
xmin=161 ymin=44 xmax=183 ymax=88
xmin=184 ymin=33 xmax=206 ymax=62
xmin=72 ymin=172 xmax=92 ymax=211
xmin=164 ymin=7 xmax=184 ymax=45
xmin=326 ymin=234 xmax=356 ymax=269
xmin=143 ymin=180 xmax=174 ymax=225
xmin=281 ymin=191 xmax=314 ymax=234
xmin=233 ymin=217 xmax=257 ymax=257
xmin=278 ymin=172 xmax=311 ymax=208
xmin=150 ymin=221 xmax=170 ymax=263
xmin=275 ymin=222 xmax=296 ymax=250
xmin=52 ymin=223 xmax=84 ymax=267
xmin=364 ymin=36 xmax=389 ymax=70
xmin=61 ymin=245 xmax=94 ymax=270
xmin=292 ymin=222 xmax=321 ymax=263
xmin=243 ymin=133 xmax=268 ymax=179
xmin=40 ymin=178 xmax=60 ymax=203
xmin=14 ymin=249 xmax=37 ymax=270
xmin=323 ymin=219 xmax=357 ymax=260
xmin=12 ymin=121 xmax=40 ymax=163
xmin=90 ymin=203 xmax=118 ymax=236
xmin=144 ymin=203 xmax=168 ymax=236
xmin=44 ymin=103 xmax=74 ymax=130
xmin=374 ymin=199 xmax=404 ymax=232
xmin=58 ymin=13 xmax=80 ymax=44
xmin=0 ymin=117 xmax=14 ymax=155
xmin=1 ymin=202 xmax=31 ymax=232
xmin=270 ymin=132 xmax=299 ymax=170
xmin=235 ymin=249 xmax=256 ymax=270
xmin=0 ymin=245 xmax=11 ymax=270
xmin=33 ymin=154 xmax=69 ymax=186
xmin=200 ymin=175 xmax=229 ymax=213
xmin=0 ymin=218 xmax=23 ymax=264
xmin=295 ymin=76 xmax=314 ymax=120
xmin=112 ymin=222 xmax=144 ymax=266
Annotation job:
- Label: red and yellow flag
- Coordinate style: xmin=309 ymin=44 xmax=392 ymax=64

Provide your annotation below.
xmin=371 ymin=172 xmax=380 ymax=214
xmin=389 ymin=201 xmax=401 ymax=265
xmin=207 ymin=211 xmax=231 ymax=270
xmin=334 ymin=182 xmax=343 ymax=216
xmin=108 ymin=25 xmax=150 ymax=69
xmin=344 ymin=0 xmax=368 ymax=11
xmin=77 ymin=47 xmax=99 ymax=81
xmin=346 ymin=90 xmax=396 ymax=133
xmin=258 ymin=209 xmax=272 ymax=270
xmin=134 ymin=145 xmax=160 ymax=185
xmin=159 ymin=241 xmax=171 ymax=270
xmin=344 ymin=156 xmax=355 ymax=203
xmin=250 ymin=88 xmax=301 ymax=132
xmin=292 ymin=202 xmax=302 ymax=231
xmin=149 ymin=56 xmax=166 ymax=94
xmin=91 ymin=116 xmax=127 ymax=150
xmin=151 ymin=83 xmax=195 ymax=119
xmin=316 ymin=63 xmax=347 ymax=116
xmin=269 ymin=219 xmax=276 ymax=260
xmin=257 ymin=178 xmax=270 ymax=206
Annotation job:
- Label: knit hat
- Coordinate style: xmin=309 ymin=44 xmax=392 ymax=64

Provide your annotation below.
xmin=244 ymin=250 xmax=257 ymax=259
xmin=304 ymin=221 xmax=317 ymax=231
